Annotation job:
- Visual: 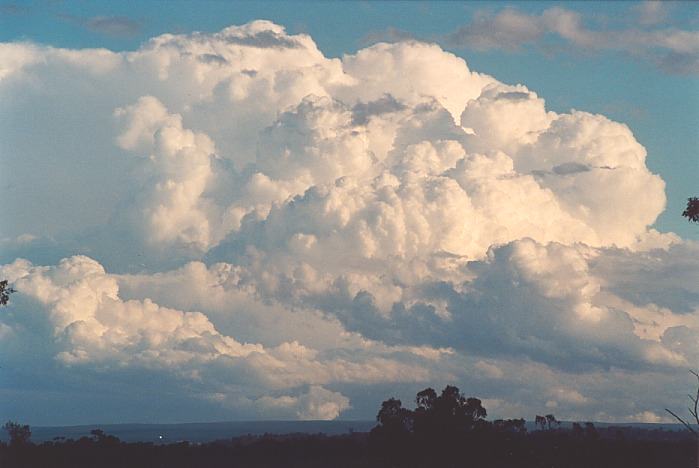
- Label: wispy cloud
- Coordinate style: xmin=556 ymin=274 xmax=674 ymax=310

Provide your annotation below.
xmin=85 ymin=15 xmax=143 ymax=37
xmin=443 ymin=6 xmax=699 ymax=74
xmin=364 ymin=4 xmax=699 ymax=75
xmin=58 ymin=13 xmax=143 ymax=38
xmin=0 ymin=3 xmax=29 ymax=15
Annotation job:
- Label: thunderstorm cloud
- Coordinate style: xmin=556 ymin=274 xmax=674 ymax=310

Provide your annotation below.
xmin=0 ymin=21 xmax=697 ymax=424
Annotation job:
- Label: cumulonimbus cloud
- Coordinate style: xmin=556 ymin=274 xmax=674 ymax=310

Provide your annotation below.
xmin=0 ymin=20 xmax=697 ymax=423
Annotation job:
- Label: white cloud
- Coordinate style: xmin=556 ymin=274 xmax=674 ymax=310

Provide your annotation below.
xmin=0 ymin=255 xmax=446 ymax=420
xmin=0 ymin=20 xmax=696 ymax=423
xmin=256 ymin=386 xmax=351 ymax=420
xmin=115 ymin=96 xmax=222 ymax=252
xmin=0 ymin=20 xmax=667 ymax=258
xmin=628 ymin=411 xmax=670 ymax=424
xmin=0 ymin=256 xmax=262 ymax=366
xmin=549 ymin=387 xmax=588 ymax=406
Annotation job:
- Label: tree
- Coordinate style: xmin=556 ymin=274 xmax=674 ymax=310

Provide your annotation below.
xmin=665 ymin=370 xmax=699 ymax=468
xmin=415 ymin=387 xmax=437 ymax=412
xmin=683 ymin=197 xmax=699 ymax=223
xmin=0 ymin=280 xmax=16 ymax=306
xmin=509 ymin=418 xmax=526 ymax=433
xmin=584 ymin=422 xmax=598 ymax=439
xmin=423 ymin=385 xmax=487 ymax=434
xmin=464 ymin=397 xmax=488 ymax=423
xmin=413 ymin=387 xmax=438 ymax=439
xmin=3 ymin=420 xmax=31 ymax=447
xmin=413 ymin=386 xmax=482 ymax=435
xmin=376 ymin=397 xmax=413 ymax=433
xmin=90 ymin=428 xmax=120 ymax=445
xmin=370 ymin=398 xmax=413 ymax=465
xmin=545 ymin=414 xmax=560 ymax=431
xmin=493 ymin=418 xmax=527 ymax=434
xmin=373 ymin=384 xmax=490 ymax=464
xmin=535 ymin=415 xmax=547 ymax=431
xmin=665 ymin=370 xmax=699 ymax=435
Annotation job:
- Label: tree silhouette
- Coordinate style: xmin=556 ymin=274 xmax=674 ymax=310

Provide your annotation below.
xmin=493 ymin=418 xmax=527 ymax=433
xmin=413 ymin=387 xmax=438 ymax=442
xmin=371 ymin=385 xmax=492 ymax=465
xmin=665 ymin=370 xmax=699 ymax=436
xmin=545 ymin=414 xmax=560 ymax=430
xmin=535 ymin=415 xmax=547 ymax=431
xmin=376 ymin=397 xmax=413 ymax=433
xmin=3 ymin=421 xmax=31 ymax=447
xmin=415 ymin=387 xmax=437 ymax=412
xmin=0 ymin=280 xmax=16 ymax=306
xmin=584 ymin=422 xmax=598 ymax=440
xmin=90 ymin=428 xmax=120 ymax=446
xmin=370 ymin=397 xmax=413 ymax=465
xmin=683 ymin=197 xmax=699 ymax=223
xmin=418 ymin=385 xmax=487 ymax=434
xmin=665 ymin=370 xmax=699 ymax=468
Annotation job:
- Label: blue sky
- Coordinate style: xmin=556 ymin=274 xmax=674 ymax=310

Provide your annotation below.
xmin=1 ymin=1 xmax=698 ymax=426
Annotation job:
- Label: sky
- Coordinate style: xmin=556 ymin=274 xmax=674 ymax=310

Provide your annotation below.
xmin=0 ymin=1 xmax=698 ymax=426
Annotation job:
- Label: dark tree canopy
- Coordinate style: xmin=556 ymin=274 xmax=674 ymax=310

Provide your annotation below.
xmin=365 ymin=385 xmax=679 ymax=467
xmin=493 ymin=418 xmax=526 ymax=433
xmin=415 ymin=387 xmax=437 ymax=411
xmin=90 ymin=429 xmax=120 ymax=446
xmin=376 ymin=398 xmax=413 ymax=433
xmin=683 ymin=197 xmax=699 ymax=223
xmin=3 ymin=421 xmax=31 ymax=447
xmin=545 ymin=414 xmax=560 ymax=430
xmin=535 ymin=415 xmax=547 ymax=431
xmin=0 ymin=280 xmax=16 ymax=306
xmin=410 ymin=385 xmax=487 ymax=442
xmin=371 ymin=385 xmax=493 ymax=465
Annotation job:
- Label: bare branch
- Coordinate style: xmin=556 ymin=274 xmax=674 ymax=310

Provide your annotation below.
xmin=665 ymin=408 xmax=697 ymax=435
xmin=690 ymin=372 xmax=699 ymax=425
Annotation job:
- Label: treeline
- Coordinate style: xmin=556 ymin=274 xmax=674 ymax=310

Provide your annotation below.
xmin=367 ymin=385 xmax=693 ymax=467
xmin=1 ymin=385 xmax=695 ymax=468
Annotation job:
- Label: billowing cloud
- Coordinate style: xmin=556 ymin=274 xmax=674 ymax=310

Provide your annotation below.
xmin=0 ymin=21 xmax=696 ymax=424
xmin=0 ymin=255 xmax=445 ymax=421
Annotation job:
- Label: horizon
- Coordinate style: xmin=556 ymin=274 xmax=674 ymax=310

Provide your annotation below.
xmin=17 ymin=419 xmax=693 ymax=428
xmin=1 ymin=0 xmax=699 ymax=428
xmin=2 ymin=419 xmax=690 ymax=446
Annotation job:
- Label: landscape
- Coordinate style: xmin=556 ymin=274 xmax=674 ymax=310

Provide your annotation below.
xmin=1 ymin=1 xmax=698 ymax=466
xmin=1 ymin=385 xmax=697 ymax=467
